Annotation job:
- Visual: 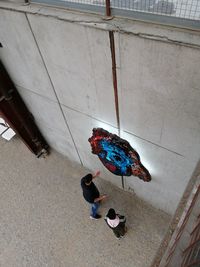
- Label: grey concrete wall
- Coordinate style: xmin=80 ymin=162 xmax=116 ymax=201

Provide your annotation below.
xmin=0 ymin=1 xmax=200 ymax=214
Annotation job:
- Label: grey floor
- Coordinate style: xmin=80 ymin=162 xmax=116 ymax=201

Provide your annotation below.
xmin=0 ymin=137 xmax=171 ymax=267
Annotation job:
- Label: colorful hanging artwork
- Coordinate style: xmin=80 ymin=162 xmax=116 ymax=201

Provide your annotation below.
xmin=88 ymin=128 xmax=151 ymax=182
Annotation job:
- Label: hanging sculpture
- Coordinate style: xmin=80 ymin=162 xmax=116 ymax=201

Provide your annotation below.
xmin=88 ymin=128 xmax=151 ymax=182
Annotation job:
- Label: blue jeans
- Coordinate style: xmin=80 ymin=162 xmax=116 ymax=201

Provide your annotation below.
xmin=91 ymin=202 xmax=100 ymax=217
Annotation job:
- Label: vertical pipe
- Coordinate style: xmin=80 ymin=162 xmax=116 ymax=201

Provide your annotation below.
xmin=106 ymin=0 xmax=111 ymax=16
xmin=109 ymin=31 xmax=123 ymax=187
xmin=121 ymin=175 xmax=125 ymax=189
xmin=109 ymin=31 xmax=120 ymax=133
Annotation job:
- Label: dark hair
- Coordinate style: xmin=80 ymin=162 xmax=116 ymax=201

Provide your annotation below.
xmin=83 ymin=174 xmax=93 ymax=184
xmin=107 ymin=208 xmax=116 ymax=220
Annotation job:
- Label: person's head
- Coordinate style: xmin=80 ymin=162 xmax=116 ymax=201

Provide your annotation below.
xmin=83 ymin=174 xmax=93 ymax=185
xmin=107 ymin=208 xmax=116 ymax=220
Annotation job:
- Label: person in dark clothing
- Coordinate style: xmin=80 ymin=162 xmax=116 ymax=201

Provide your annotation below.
xmin=105 ymin=208 xmax=127 ymax=239
xmin=81 ymin=170 xmax=107 ymax=220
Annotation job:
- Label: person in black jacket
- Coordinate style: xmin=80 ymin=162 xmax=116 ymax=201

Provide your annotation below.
xmin=105 ymin=208 xmax=127 ymax=239
xmin=81 ymin=170 xmax=107 ymax=220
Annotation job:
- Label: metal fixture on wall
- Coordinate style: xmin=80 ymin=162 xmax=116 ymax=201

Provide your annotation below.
xmin=105 ymin=0 xmax=124 ymax=187
xmin=105 ymin=0 xmax=111 ymax=16
xmin=0 ymin=60 xmax=49 ymax=157
xmin=109 ymin=31 xmax=120 ymax=132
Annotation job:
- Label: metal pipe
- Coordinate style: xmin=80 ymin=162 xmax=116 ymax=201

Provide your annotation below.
xmin=108 ymin=31 xmax=123 ymax=187
xmin=106 ymin=0 xmax=111 ymax=16
xmin=109 ymin=31 xmax=120 ymax=132
xmin=121 ymin=175 xmax=124 ymax=189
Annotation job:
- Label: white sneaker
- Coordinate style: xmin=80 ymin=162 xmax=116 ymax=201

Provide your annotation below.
xmin=90 ymin=214 xmax=101 ymax=220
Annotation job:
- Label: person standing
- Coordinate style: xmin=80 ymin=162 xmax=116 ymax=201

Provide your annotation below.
xmin=81 ymin=170 xmax=107 ymax=220
xmin=104 ymin=208 xmax=127 ymax=239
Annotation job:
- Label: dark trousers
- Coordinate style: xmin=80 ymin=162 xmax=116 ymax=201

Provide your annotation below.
xmin=112 ymin=222 xmax=126 ymax=238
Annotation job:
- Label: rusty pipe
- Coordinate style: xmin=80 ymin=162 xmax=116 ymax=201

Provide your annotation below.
xmin=106 ymin=0 xmax=111 ymax=16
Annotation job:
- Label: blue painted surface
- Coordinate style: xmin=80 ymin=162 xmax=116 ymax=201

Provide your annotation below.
xmin=99 ymin=140 xmax=134 ymax=176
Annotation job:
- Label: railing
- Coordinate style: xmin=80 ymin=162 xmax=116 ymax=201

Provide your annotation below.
xmin=162 ymin=184 xmax=200 ymax=267
xmin=181 ymin=214 xmax=200 ymax=267
xmin=31 ymin=0 xmax=200 ymax=28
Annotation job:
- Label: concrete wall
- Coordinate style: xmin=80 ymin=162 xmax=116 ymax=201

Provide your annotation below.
xmin=0 ymin=1 xmax=200 ymax=214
